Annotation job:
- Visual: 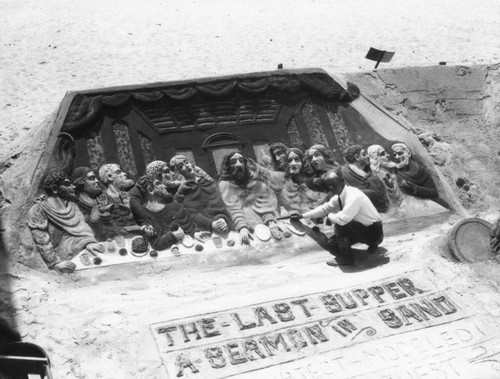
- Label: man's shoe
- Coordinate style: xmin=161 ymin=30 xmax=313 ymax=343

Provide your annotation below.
xmin=326 ymin=258 xmax=355 ymax=267
xmin=367 ymin=245 xmax=379 ymax=254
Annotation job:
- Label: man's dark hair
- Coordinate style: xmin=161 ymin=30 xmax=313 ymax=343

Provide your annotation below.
xmin=136 ymin=175 xmax=155 ymax=196
xmin=218 ymin=150 xmax=252 ymax=187
xmin=43 ymin=171 xmax=68 ymax=196
xmin=324 ymin=167 xmax=345 ymax=194
xmin=343 ymin=145 xmax=364 ymax=164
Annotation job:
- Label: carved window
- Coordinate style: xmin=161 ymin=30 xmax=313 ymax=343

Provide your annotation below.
xmin=86 ymin=133 xmax=106 ymax=172
xmin=138 ymin=132 xmax=155 ymax=166
xmin=112 ymin=120 xmax=138 ymax=177
xmin=202 ymin=132 xmax=246 ymax=174
xmin=252 ymin=142 xmax=270 ymax=166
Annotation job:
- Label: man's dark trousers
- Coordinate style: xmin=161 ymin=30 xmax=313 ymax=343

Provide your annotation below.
xmin=327 ymin=221 xmax=383 ymax=263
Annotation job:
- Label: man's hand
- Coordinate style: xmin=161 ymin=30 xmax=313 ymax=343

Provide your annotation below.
xmin=327 ymin=214 xmax=337 ymax=225
xmin=289 ymin=213 xmax=303 ymax=221
xmin=141 ymin=224 xmax=156 ymax=237
xmin=86 ymin=243 xmax=105 ymax=255
xmin=212 ymin=218 xmax=228 ymax=234
xmin=54 ymin=261 xmax=76 ymax=273
xmin=239 ymin=227 xmax=253 ymax=245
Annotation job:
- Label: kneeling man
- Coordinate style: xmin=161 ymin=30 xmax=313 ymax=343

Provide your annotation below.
xmin=292 ymin=169 xmax=383 ymax=267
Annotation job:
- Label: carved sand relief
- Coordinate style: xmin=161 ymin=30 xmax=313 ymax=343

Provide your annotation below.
xmin=28 ymin=69 xmax=454 ymax=273
xmin=148 ymin=273 xmax=486 ymax=378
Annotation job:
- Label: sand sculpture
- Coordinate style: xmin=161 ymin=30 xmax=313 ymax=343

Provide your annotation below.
xmin=23 ymin=69 xmax=454 ymax=273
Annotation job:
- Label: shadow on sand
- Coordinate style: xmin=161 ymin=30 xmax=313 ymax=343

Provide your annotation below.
xmin=291 ymin=220 xmax=391 ymax=272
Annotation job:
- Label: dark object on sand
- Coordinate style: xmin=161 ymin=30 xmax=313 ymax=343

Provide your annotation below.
xmin=0 ymin=342 xmax=53 ymax=379
xmin=365 ymin=47 xmax=395 ymax=69
xmin=150 ymin=250 xmax=158 ymax=257
xmin=93 ymin=256 xmax=102 ymax=265
xmin=226 ymin=239 xmax=235 ymax=247
xmin=119 ymin=248 xmax=128 ymax=256
xmin=447 ymin=218 xmax=494 ymax=263
xmin=131 ymin=236 xmax=149 ymax=256
xmin=195 ymin=244 xmax=204 ymax=252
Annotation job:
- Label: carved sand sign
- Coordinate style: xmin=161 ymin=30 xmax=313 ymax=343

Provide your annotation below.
xmin=151 ymin=273 xmax=483 ymax=378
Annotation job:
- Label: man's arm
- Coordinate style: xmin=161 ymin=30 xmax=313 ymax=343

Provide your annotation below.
xmin=302 ymin=196 xmax=338 ymax=220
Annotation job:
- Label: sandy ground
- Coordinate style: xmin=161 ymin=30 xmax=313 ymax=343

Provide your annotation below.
xmin=1 ymin=0 xmax=500 ymax=157
xmin=10 ymin=213 xmax=500 ymax=378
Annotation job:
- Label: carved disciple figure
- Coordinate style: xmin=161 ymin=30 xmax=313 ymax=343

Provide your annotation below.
xmin=341 ymin=145 xmax=390 ymax=213
xmin=255 ymin=148 xmax=326 ymax=214
xmin=28 ymin=171 xmax=104 ymax=273
xmin=268 ymin=142 xmax=288 ymax=172
xmin=131 ymin=174 xmax=227 ymax=250
xmin=71 ymin=166 xmax=118 ymax=240
xmin=98 ymin=163 xmax=135 ymax=207
xmin=169 ymin=155 xmax=231 ymax=226
xmin=366 ymin=145 xmax=403 ymax=207
xmin=218 ymin=150 xmax=280 ymax=244
xmin=98 ymin=163 xmax=135 ymax=226
xmin=391 ymin=143 xmax=440 ymax=199
xmin=128 ymin=160 xmax=184 ymax=209
xmin=303 ymin=144 xmax=339 ymax=192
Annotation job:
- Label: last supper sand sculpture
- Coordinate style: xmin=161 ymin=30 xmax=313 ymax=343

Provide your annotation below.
xmin=2 ymin=65 xmax=500 ymax=378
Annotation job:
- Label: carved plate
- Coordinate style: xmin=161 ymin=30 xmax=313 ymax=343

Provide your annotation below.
xmin=447 ymin=218 xmax=493 ymax=263
xmin=254 ymin=224 xmax=271 ymax=242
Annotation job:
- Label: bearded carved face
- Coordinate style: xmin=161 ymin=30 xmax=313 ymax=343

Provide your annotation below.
xmin=151 ymin=179 xmax=171 ymax=200
xmin=272 ymin=148 xmax=287 ymax=171
xmin=287 ymin=151 xmax=303 ymax=175
xmin=83 ymin=172 xmax=103 ymax=197
xmin=55 ymin=178 xmax=77 ymax=201
xmin=229 ymin=153 xmax=246 ymax=180
xmin=309 ymin=149 xmax=327 ymax=172
xmin=393 ymin=146 xmax=411 ymax=168
xmin=108 ymin=165 xmax=134 ymax=191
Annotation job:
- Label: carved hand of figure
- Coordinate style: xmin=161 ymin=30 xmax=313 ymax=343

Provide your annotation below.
xmin=268 ymin=222 xmax=283 ymax=241
xmin=239 ymin=227 xmax=253 ymax=245
xmin=89 ymin=205 xmax=101 ymax=223
xmin=86 ymin=242 xmax=105 ymax=255
xmin=383 ymin=173 xmax=395 ymax=190
xmin=141 ymin=224 xmax=156 ymax=237
xmin=98 ymin=202 xmax=114 ymax=214
xmin=54 ymin=261 xmax=76 ymax=273
xmin=212 ymin=218 xmax=228 ymax=234
xmin=194 ymin=231 xmax=212 ymax=243
xmin=178 ymin=180 xmax=196 ymax=195
xmin=246 ymin=158 xmax=258 ymax=171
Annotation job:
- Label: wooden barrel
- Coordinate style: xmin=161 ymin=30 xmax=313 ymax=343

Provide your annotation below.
xmin=447 ymin=218 xmax=493 ymax=263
